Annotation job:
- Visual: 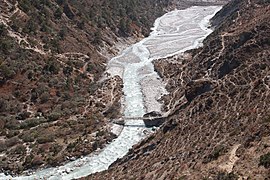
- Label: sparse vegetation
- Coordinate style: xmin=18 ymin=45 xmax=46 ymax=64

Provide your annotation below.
xmin=37 ymin=134 xmax=55 ymax=144
xmin=203 ymin=145 xmax=227 ymax=163
xmin=259 ymin=152 xmax=270 ymax=168
xmin=216 ymin=172 xmax=238 ymax=180
xmin=0 ymin=0 xmax=170 ymax=174
xmin=0 ymin=24 xmax=7 ymax=36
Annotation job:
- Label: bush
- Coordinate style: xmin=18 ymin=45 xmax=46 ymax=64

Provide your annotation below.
xmin=67 ymin=141 xmax=77 ymax=150
xmin=0 ymin=24 xmax=7 ymax=36
xmin=0 ymin=99 xmax=7 ymax=112
xmin=4 ymin=117 xmax=20 ymax=130
xmin=23 ymin=19 xmax=38 ymax=34
xmin=93 ymin=31 xmax=102 ymax=45
xmin=23 ymin=154 xmax=34 ymax=167
xmin=19 ymin=117 xmax=47 ymax=129
xmin=6 ymin=130 xmax=20 ymax=138
xmin=20 ymin=131 xmax=36 ymax=142
xmin=0 ymin=38 xmax=14 ymax=54
xmin=18 ymin=0 xmax=31 ymax=12
xmin=13 ymin=144 xmax=26 ymax=155
xmin=50 ymin=143 xmax=63 ymax=155
xmin=63 ymin=66 xmax=73 ymax=76
xmin=0 ymin=64 xmax=16 ymax=80
xmin=16 ymin=111 xmax=31 ymax=120
xmin=259 ymin=152 xmax=270 ymax=168
xmin=43 ymin=60 xmax=60 ymax=74
xmin=56 ymin=0 xmax=66 ymax=5
xmin=5 ymin=137 xmax=20 ymax=147
xmin=40 ymin=92 xmax=50 ymax=103
xmin=58 ymin=28 xmax=67 ymax=40
xmin=204 ymin=145 xmax=227 ymax=163
xmin=216 ymin=172 xmax=238 ymax=180
xmin=54 ymin=8 xmax=63 ymax=19
xmin=48 ymin=111 xmax=61 ymax=122
xmin=0 ymin=141 xmax=7 ymax=152
xmin=31 ymin=155 xmax=44 ymax=166
xmin=37 ymin=134 xmax=54 ymax=144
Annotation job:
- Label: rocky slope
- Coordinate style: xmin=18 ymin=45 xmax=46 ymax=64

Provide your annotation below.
xmin=0 ymin=0 xmax=175 ymax=175
xmin=86 ymin=0 xmax=270 ymax=179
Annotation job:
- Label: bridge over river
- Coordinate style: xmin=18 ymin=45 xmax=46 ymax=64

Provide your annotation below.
xmin=0 ymin=6 xmax=221 ymax=180
xmin=112 ymin=114 xmax=168 ymax=127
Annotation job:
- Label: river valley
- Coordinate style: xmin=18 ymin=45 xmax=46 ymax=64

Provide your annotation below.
xmin=0 ymin=5 xmax=221 ymax=180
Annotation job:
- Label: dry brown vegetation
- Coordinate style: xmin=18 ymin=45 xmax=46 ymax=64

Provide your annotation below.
xmin=86 ymin=0 xmax=270 ymax=179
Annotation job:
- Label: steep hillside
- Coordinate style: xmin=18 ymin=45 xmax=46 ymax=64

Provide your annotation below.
xmin=0 ymin=0 xmax=174 ymax=175
xmin=87 ymin=0 xmax=270 ymax=179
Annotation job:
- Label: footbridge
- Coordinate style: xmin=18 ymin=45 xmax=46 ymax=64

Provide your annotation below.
xmin=112 ymin=113 xmax=169 ymax=127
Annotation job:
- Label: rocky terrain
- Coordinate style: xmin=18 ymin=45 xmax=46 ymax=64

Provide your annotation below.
xmin=86 ymin=0 xmax=270 ymax=179
xmin=0 ymin=0 xmax=177 ymax=175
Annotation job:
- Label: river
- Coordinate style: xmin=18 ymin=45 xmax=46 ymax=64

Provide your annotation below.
xmin=0 ymin=5 xmax=221 ymax=180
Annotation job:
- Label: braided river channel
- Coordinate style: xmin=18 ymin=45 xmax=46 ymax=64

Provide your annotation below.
xmin=0 ymin=6 xmax=221 ymax=180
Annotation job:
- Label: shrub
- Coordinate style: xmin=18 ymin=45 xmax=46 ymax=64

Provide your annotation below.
xmin=0 ymin=24 xmax=7 ymax=36
xmin=16 ymin=111 xmax=31 ymax=120
xmin=23 ymin=154 xmax=34 ymax=167
xmin=56 ymin=0 xmax=66 ymax=5
xmin=204 ymin=145 xmax=227 ymax=163
xmin=40 ymin=92 xmax=50 ymax=103
xmin=4 ymin=116 xmax=20 ymax=130
xmin=43 ymin=59 xmax=60 ymax=74
xmin=6 ymin=130 xmax=20 ymax=138
xmin=263 ymin=115 xmax=270 ymax=123
xmin=50 ymin=143 xmax=63 ymax=155
xmin=18 ymin=0 xmax=31 ymax=12
xmin=19 ymin=117 xmax=47 ymax=129
xmin=63 ymin=66 xmax=73 ymax=76
xmin=0 ymin=38 xmax=14 ymax=54
xmin=0 ymin=99 xmax=7 ymax=112
xmin=20 ymin=131 xmax=35 ymax=142
xmin=93 ymin=31 xmax=102 ymax=45
xmin=13 ymin=144 xmax=26 ymax=155
xmin=54 ymin=8 xmax=63 ymax=19
xmin=31 ymin=155 xmax=44 ymax=166
xmin=23 ymin=19 xmax=38 ymax=34
xmin=216 ymin=172 xmax=238 ymax=180
xmin=27 ymin=70 xmax=34 ymax=80
xmin=58 ymin=28 xmax=67 ymax=40
xmin=37 ymin=134 xmax=54 ymax=144
xmin=30 ymin=89 xmax=38 ymax=102
xmin=48 ymin=111 xmax=61 ymax=122
xmin=0 ymin=64 xmax=16 ymax=80
xmin=0 ymin=141 xmax=7 ymax=152
xmin=67 ymin=141 xmax=77 ymax=150
xmin=6 ymin=137 xmax=20 ymax=147
xmin=259 ymin=152 xmax=270 ymax=168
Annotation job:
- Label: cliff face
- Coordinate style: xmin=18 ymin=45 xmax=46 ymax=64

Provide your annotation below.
xmin=87 ymin=0 xmax=270 ymax=179
xmin=0 ymin=0 xmax=174 ymax=174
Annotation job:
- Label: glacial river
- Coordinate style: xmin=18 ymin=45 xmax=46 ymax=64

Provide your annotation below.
xmin=0 ymin=6 xmax=221 ymax=180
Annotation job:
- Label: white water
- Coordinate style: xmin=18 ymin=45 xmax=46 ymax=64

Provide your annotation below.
xmin=0 ymin=6 xmax=221 ymax=180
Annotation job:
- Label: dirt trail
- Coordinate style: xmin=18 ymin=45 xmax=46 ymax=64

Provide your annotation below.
xmin=219 ymin=144 xmax=241 ymax=173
